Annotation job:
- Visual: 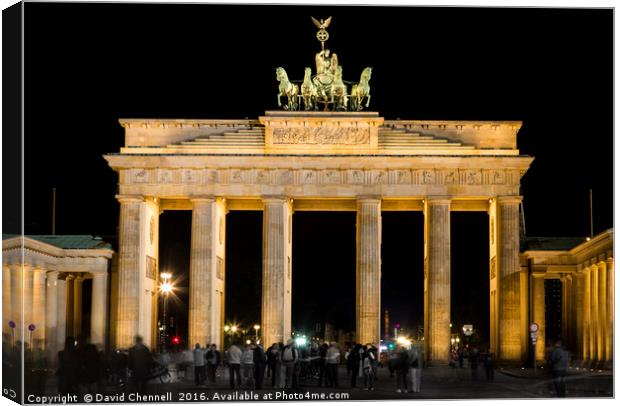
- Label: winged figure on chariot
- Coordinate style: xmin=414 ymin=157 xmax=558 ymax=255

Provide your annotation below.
xmin=276 ymin=17 xmax=372 ymax=112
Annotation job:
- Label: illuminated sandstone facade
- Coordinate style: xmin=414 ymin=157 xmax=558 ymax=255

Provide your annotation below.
xmin=523 ymin=230 xmax=614 ymax=368
xmin=2 ymin=236 xmax=113 ymax=361
xmin=104 ymin=111 xmax=537 ymax=363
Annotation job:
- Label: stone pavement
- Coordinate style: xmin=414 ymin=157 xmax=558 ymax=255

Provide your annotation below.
xmin=29 ymin=363 xmax=613 ymax=402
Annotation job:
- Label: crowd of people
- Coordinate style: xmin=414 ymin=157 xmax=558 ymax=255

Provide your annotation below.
xmin=10 ymin=332 xmax=573 ymax=397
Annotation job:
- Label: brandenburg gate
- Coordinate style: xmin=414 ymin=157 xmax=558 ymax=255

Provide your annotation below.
xmin=104 ymin=111 xmax=532 ymax=363
xmin=103 ymin=18 xmax=533 ymax=363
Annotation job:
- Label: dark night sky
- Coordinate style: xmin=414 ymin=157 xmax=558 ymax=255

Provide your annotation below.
xmin=14 ymin=3 xmax=613 ymax=345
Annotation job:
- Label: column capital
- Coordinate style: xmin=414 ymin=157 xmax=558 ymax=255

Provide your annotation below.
xmin=424 ymin=196 xmax=452 ymax=206
xmin=46 ymin=270 xmax=59 ymax=280
xmin=262 ymin=196 xmax=293 ymax=207
xmin=356 ymin=195 xmax=382 ymax=204
xmin=33 ymin=268 xmax=47 ymax=275
xmin=116 ymin=194 xmax=145 ymax=203
xmin=90 ymin=271 xmax=108 ymax=279
xmin=496 ymin=196 xmax=523 ymax=205
xmin=189 ymin=195 xmax=217 ymax=204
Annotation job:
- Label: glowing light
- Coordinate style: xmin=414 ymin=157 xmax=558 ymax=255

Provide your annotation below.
xmin=224 ymin=325 xmax=230 ymax=332
xmin=295 ymin=337 xmax=307 ymax=346
xmin=246 ymin=339 xmax=251 ymax=345
xmin=231 ymin=325 xmax=238 ymax=333
xmin=172 ymin=336 xmax=180 ymax=345
xmin=160 ymin=281 xmax=173 ymax=293
xmin=396 ymin=336 xmax=411 ymax=346
xmin=253 ymin=324 xmax=260 ymax=330
xmin=160 ymin=272 xmax=172 ymax=280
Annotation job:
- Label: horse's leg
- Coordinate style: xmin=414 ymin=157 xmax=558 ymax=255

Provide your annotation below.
xmin=277 ymin=91 xmax=282 ymax=107
xmin=366 ymin=94 xmax=371 ymax=108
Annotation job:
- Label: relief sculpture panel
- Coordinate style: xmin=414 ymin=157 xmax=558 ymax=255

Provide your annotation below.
xmin=272 ymin=127 xmax=370 ymax=145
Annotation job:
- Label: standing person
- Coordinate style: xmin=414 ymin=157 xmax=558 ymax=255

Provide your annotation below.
xmin=408 ymin=343 xmax=422 ymax=393
xmin=81 ymin=342 xmax=102 ymax=394
xmin=253 ymin=343 xmax=267 ymax=389
xmin=281 ymin=339 xmax=298 ymax=389
xmin=362 ymin=346 xmax=375 ymax=391
xmin=227 ymin=342 xmax=242 ymax=389
xmin=57 ymin=336 xmax=79 ymax=395
xmin=266 ymin=343 xmax=279 ymax=387
xmin=241 ymin=343 xmax=255 ymax=389
xmin=484 ymin=352 xmax=495 ymax=381
xmin=470 ymin=347 xmax=480 ymax=380
xmin=549 ymin=340 xmax=568 ymax=397
xmin=318 ymin=343 xmax=329 ymax=387
xmin=206 ymin=344 xmax=220 ymax=384
xmin=193 ymin=343 xmax=206 ymax=386
xmin=325 ymin=342 xmax=340 ymax=388
xmin=347 ymin=344 xmax=363 ymax=389
xmin=127 ymin=335 xmax=152 ymax=394
xmin=395 ymin=345 xmax=409 ymax=393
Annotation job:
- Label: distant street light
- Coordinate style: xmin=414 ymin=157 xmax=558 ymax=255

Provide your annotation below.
xmin=159 ymin=273 xmax=174 ymax=352
xmin=253 ymin=324 xmax=260 ymax=342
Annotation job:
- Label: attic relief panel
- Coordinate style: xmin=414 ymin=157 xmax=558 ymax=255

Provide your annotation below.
xmin=125 ymin=168 xmax=520 ymax=187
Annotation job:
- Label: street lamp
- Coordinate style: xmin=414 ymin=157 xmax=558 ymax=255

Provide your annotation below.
xmin=253 ymin=324 xmax=260 ymax=342
xmin=159 ymin=273 xmax=174 ymax=352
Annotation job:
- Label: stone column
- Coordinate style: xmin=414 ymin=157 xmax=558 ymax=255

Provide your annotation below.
xmin=73 ymin=275 xmax=84 ymax=338
xmin=23 ymin=266 xmax=34 ymax=335
xmin=46 ymin=272 xmax=59 ymax=364
xmin=261 ymin=197 xmax=293 ymax=347
xmin=497 ymin=196 xmax=523 ymax=361
xmin=561 ymin=277 xmax=568 ymax=346
xmin=531 ymin=275 xmax=545 ymax=361
xmin=10 ymin=265 xmax=22 ymax=343
xmin=56 ymin=277 xmax=67 ymax=352
xmin=582 ymin=266 xmax=591 ymax=363
xmin=188 ymin=197 xmax=224 ymax=348
xmin=589 ymin=264 xmax=599 ymax=365
xmin=596 ymin=261 xmax=607 ymax=365
xmin=115 ymin=195 xmax=143 ymax=349
xmin=65 ymin=274 xmax=75 ymax=338
xmin=91 ymin=272 xmax=108 ymax=350
xmin=574 ymin=272 xmax=584 ymax=361
xmin=424 ymin=197 xmax=451 ymax=364
xmin=2 ymin=265 xmax=11 ymax=338
xmin=356 ymin=198 xmax=381 ymax=347
xmin=605 ymin=257 xmax=613 ymax=368
xmin=32 ymin=269 xmax=47 ymax=349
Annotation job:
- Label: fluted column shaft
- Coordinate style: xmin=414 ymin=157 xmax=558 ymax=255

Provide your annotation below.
xmin=10 ymin=265 xmax=22 ymax=343
xmin=531 ymin=276 xmax=545 ymax=361
xmin=424 ymin=198 xmax=451 ymax=364
xmin=582 ymin=267 xmax=591 ymax=362
xmin=73 ymin=276 xmax=84 ymax=338
xmin=46 ymin=272 xmax=59 ymax=364
xmin=188 ymin=197 xmax=225 ymax=348
xmin=23 ymin=267 xmax=34 ymax=336
xmin=115 ymin=196 xmax=142 ymax=349
xmin=597 ymin=261 xmax=607 ymax=365
xmin=356 ymin=198 xmax=381 ymax=346
xmin=497 ymin=196 xmax=523 ymax=361
xmin=606 ymin=258 xmax=613 ymax=366
xmin=32 ymin=269 xmax=47 ymax=349
xmin=589 ymin=264 xmax=599 ymax=364
xmin=2 ymin=265 xmax=11 ymax=338
xmin=56 ymin=278 xmax=67 ymax=352
xmin=91 ymin=272 xmax=108 ymax=350
xmin=574 ymin=272 xmax=584 ymax=360
xmin=65 ymin=275 xmax=75 ymax=338
xmin=261 ymin=197 xmax=293 ymax=347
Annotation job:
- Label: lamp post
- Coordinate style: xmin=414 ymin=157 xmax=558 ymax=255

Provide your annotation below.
xmin=253 ymin=324 xmax=260 ymax=343
xmin=159 ymin=272 xmax=173 ymax=352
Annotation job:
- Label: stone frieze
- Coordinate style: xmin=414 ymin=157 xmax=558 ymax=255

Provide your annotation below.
xmin=126 ymin=168 xmax=521 ymax=187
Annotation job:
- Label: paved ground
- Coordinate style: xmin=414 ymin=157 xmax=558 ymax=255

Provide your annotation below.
xmin=25 ymin=364 xmax=613 ymax=402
